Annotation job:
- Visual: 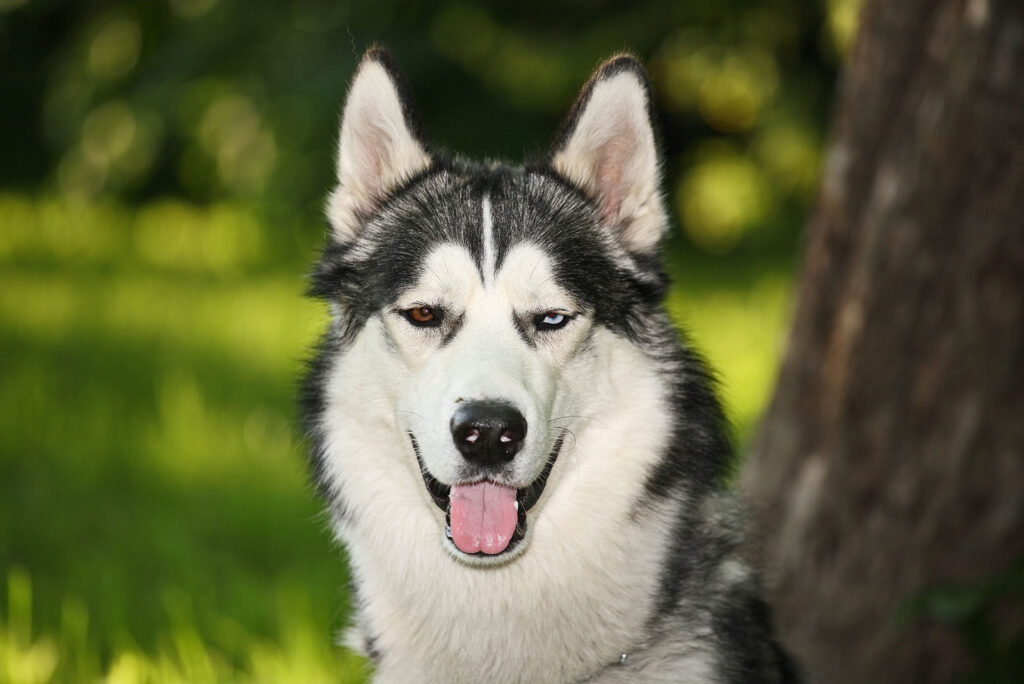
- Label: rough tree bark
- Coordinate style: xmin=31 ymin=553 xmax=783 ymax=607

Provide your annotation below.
xmin=741 ymin=1 xmax=1024 ymax=682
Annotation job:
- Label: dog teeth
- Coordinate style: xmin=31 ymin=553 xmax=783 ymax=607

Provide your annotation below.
xmin=445 ymin=523 xmax=452 ymax=539
xmin=513 ymin=500 xmax=519 ymax=510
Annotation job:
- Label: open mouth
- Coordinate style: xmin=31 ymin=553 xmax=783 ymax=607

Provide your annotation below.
xmin=411 ymin=434 xmax=563 ymax=561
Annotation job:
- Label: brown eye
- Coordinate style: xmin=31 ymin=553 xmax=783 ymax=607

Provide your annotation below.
xmin=403 ymin=306 xmax=443 ymax=327
xmin=410 ymin=307 xmax=434 ymax=323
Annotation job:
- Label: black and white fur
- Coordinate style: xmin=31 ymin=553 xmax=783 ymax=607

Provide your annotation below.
xmin=301 ymin=48 xmax=797 ymax=683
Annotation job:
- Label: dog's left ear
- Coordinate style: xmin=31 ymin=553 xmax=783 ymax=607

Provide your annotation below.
xmin=551 ymin=56 xmax=666 ymax=253
xmin=327 ymin=47 xmax=432 ymax=243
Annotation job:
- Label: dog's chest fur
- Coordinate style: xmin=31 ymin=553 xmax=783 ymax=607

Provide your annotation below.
xmin=343 ymin=506 xmax=692 ymax=683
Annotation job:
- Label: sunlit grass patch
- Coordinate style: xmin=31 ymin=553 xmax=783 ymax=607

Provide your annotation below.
xmin=0 ymin=569 xmax=368 ymax=684
xmin=1 ymin=570 xmax=57 ymax=684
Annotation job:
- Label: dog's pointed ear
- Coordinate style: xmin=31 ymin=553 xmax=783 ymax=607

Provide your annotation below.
xmin=327 ymin=47 xmax=432 ymax=243
xmin=550 ymin=56 xmax=666 ymax=253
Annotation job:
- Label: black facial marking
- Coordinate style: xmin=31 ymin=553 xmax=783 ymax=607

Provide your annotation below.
xmin=512 ymin=314 xmax=536 ymax=348
xmin=440 ymin=312 xmax=465 ymax=347
xmin=378 ymin=313 xmax=399 ymax=354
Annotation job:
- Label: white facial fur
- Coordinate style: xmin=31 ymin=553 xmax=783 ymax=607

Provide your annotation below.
xmin=389 ymin=237 xmax=589 ymax=490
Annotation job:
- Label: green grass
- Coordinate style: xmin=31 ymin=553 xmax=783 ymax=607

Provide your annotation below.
xmin=0 ymin=194 xmax=792 ymax=683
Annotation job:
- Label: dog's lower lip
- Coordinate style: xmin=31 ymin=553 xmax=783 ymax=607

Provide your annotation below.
xmin=410 ymin=434 xmax=564 ymax=557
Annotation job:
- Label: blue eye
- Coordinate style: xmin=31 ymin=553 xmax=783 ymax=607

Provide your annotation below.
xmin=542 ymin=313 xmax=564 ymax=326
xmin=534 ymin=311 xmax=571 ymax=331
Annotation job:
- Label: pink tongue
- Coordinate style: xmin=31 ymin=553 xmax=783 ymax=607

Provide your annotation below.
xmin=449 ymin=482 xmax=518 ymax=555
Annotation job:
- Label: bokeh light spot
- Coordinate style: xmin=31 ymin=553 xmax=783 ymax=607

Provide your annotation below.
xmin=697 ymin=51 xmax=778 ymax=132
xmin=656 ymin=31 xmax=715 ymax=111
xmin=87 ymin=16 xmax=141 ymax=81
xmin=754 ymin=124 xmax=822 ymax=197
xmin=0 ymin=0 xmax=31 ymax=12
xmin=699 ymin=71 xmax=759 ymax=132
xmin=57 ymin=146 xmax=108 ymax=198
xmin=195 ymin=94 xmax=277 ymax=194
xmin=168 ymin=0 xmax=217 ymax=20
xmin=678 ymin=145 xmax=772 ymax=253
xmin=81 ymin=101 xmax=136 ymax=166
xmin=826 ymin=0 xmax=864 ymax=55
xmin=657 ymin=35 xmax=778 ymax=132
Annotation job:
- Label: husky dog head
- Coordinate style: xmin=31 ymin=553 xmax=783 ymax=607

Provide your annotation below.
xmin=303 ymin=49 xmax=725 ymax=569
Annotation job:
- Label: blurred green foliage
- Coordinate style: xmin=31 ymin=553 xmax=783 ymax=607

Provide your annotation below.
xmin=0 ymin=0 xmax=859 ymax=681
xmin=0 ymin=0 xmax=855 ymax=254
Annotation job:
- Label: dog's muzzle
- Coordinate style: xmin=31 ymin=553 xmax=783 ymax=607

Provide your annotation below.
xmin=410 ymin=403 xmax=563 ymax=563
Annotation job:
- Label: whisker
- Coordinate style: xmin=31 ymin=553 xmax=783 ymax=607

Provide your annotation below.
xmin=559 ymin=426 xmax=578 ymax=451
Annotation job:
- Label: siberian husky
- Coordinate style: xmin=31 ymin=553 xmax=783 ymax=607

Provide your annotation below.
xmin=301 ymin=47 xmax=798 ymax=683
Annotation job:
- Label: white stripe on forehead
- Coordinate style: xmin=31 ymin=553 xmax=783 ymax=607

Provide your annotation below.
xmin=481 ymin=193 xmax=496 ymax=286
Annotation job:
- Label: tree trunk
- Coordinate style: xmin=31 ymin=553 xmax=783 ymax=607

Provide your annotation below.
xmin=741 ymin=1 xmax=1024 ymax=682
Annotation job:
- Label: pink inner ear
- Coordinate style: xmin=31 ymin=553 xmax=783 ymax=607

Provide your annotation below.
xmin=596 ymin=137 xmax=628 ymax=226
xmin=353 ymin=120 xmax=387 ymax=202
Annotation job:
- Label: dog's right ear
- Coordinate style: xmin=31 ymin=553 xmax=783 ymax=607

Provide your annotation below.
xmin=327 ymin=48 xmax=432 ymax=243
xmin=550 ymin=56 xmax=665 ymax=254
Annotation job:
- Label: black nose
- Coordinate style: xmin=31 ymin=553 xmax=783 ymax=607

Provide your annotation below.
xmin=450 ymin=401 xmax=527 ymax=467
